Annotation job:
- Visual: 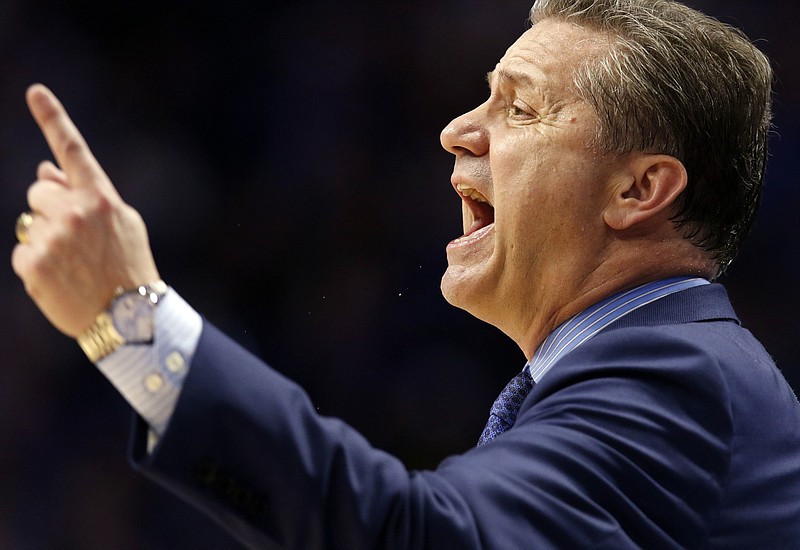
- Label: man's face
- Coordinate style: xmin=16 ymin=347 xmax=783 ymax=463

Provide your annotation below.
xmin=440 ymin=19 xmax=621 ymax=346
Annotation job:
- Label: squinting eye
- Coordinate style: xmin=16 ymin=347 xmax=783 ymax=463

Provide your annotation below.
xmin=507 ymin=102 xmax=537 ymax=119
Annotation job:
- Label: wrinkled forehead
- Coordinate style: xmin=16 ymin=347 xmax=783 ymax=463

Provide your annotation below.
xmin=495 ymin=19 xmax=613 ymax=90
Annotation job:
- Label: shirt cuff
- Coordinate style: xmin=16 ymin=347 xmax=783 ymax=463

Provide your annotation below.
xmin=94 ymin=287 xmax=202 ymax=436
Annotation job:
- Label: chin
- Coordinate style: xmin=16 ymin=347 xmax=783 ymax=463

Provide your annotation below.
xmin=440 ymin=265 xmax=497 ymax=323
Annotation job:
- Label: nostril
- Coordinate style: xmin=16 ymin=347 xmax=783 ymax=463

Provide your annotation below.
xmin=440 ymin=122 xmax=462 ymax=152
xmin=441 ymin=111 xmax=488 ymax=156
xmin=451 ymin=145 xmax=475 ymax=157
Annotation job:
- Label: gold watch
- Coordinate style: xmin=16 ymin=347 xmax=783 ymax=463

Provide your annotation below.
xmin=77 ymin=280 xmax=168 ymax=362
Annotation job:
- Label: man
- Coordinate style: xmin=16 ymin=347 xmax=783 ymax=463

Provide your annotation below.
xmin=12 ymin=0 xmax=800 ymax=548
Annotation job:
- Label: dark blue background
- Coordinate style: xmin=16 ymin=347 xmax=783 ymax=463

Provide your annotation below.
xmin=0 ymin=1 xmax=797 ymax=547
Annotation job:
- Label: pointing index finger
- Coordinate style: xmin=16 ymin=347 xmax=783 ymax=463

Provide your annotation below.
xmin=26 ymin=84 xmax=109 ymax=190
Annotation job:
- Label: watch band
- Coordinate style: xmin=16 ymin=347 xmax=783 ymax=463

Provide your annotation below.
xmin=76 ymin=280 xmax=168 ymax=362
xmin=77 ymin=311 xmax=125 ymax=362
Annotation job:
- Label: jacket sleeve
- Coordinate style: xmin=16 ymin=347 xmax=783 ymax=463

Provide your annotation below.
xmin=130 ymin=321 xmax=732 ymax=550
xmin=130 ymin=321 xmax=484 ymax=550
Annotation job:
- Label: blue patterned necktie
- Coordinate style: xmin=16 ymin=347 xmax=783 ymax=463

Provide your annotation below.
xmin=477 ymin=367 xmax=534 ymax=446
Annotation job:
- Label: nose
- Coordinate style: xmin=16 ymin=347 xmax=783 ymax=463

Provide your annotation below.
xmin=440 ymin=106 xmax=489 ymax=157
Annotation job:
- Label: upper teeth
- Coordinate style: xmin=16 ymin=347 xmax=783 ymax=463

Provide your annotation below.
xmin=456 ymin=183 xmax=489 ymax=203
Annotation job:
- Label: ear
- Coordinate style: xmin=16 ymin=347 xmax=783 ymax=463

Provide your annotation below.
xmin=603 ymin=154 xmax=687 ymax=231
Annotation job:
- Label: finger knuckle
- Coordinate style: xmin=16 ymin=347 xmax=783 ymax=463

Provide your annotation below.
xmin=63 ymin=206 xmax=88 ymax=232
xmin=11 ymin=245 xmax=28 ymax=277
xmin=27 ymin=252 xmax=55 ymax=285
xmin=121 ymin=203 xmax=142 ymax=222
xmin=36 ymin=160 xmax=50 ymax=177
xmin=92 ymin=193 xmax=114 ymax=215
xmin=35 ymin=233 xmax=60 ymax=261
xmin=27 ymin=179 xmax=48 ymax=206
xmin=63 ymin=192 xmax=117 ymax=231
xmin=62 ymin=136 xmax=84 ymax=159
xmin=26 ymin=183 xmax=37 ymax=207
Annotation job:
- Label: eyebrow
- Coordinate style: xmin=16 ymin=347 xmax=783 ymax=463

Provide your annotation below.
xmin=486 ymin=69 xmax=536 ymax=89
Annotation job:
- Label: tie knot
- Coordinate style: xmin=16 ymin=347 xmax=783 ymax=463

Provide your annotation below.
xmin=490 ymin=369 xmax=534 ymax=424
xmin=477 ymin=368 xmax=534 ymax=446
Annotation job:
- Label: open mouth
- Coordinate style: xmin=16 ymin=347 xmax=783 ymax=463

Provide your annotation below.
xmin=456 ymin=183 xmax=495 ymax=237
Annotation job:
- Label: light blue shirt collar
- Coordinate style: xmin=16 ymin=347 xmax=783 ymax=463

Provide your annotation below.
xmin=526 ymin=276 xmax=709 ymax=383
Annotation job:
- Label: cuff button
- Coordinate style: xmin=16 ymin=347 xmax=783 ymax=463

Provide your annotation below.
xmin=165 ymin=351 xmax=186 ymax=373
xmin=144 ymin=372 xmax=164 ymax=393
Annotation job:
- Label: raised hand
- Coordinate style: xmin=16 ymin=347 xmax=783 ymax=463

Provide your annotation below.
xmin=12 ymin=84 xmax=160 ymax=338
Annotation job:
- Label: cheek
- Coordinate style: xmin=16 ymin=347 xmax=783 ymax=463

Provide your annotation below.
xmin=493 ymin=155 xmax=557 ymax=222
xmin=491 ymin=134 xmax=602 ymax=229
xmin=499 ymin=168 xmax=597 ymax=256
xmin=491 ymin=132 xmax=539 ymax=172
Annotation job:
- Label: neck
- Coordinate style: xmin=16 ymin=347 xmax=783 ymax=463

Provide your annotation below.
xmin=510 ymin=242 xmax=714 ymax=360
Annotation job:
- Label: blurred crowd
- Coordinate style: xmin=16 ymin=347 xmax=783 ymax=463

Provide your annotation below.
xmin=0 ymin=0 xmax=797 ymax=547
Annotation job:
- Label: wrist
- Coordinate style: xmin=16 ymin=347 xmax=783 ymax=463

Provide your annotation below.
xmin=77 ymin=280 xmax=168 ymax=362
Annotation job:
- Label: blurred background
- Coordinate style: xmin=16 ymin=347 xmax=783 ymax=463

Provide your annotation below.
xmin=0 ymin=0 xmax=797 ymax=547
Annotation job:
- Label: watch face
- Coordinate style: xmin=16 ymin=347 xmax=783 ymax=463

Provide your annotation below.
xmin=112 ymin=294 xmax=156 ymax=343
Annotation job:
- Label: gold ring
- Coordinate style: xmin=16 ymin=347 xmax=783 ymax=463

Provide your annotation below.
xmin=15 ymin=211 xmax=34 ymax=244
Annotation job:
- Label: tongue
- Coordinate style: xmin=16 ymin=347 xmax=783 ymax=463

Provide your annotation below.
xmin=464 ymin=199 xmax=495 ymax=236
xmin=466 ymin=217 xmax=492 ymax=236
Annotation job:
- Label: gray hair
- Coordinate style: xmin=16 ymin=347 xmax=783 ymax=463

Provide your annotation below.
xmin=530 ymin=0 xmax=773 ymax=273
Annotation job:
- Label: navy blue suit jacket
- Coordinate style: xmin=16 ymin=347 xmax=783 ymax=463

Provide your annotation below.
xmin=132 ymin=284 xmax=800 ymax=549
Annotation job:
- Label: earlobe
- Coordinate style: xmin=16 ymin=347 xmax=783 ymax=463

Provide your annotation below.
xmin=603 ymin=155 xmax=687 ymax=231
